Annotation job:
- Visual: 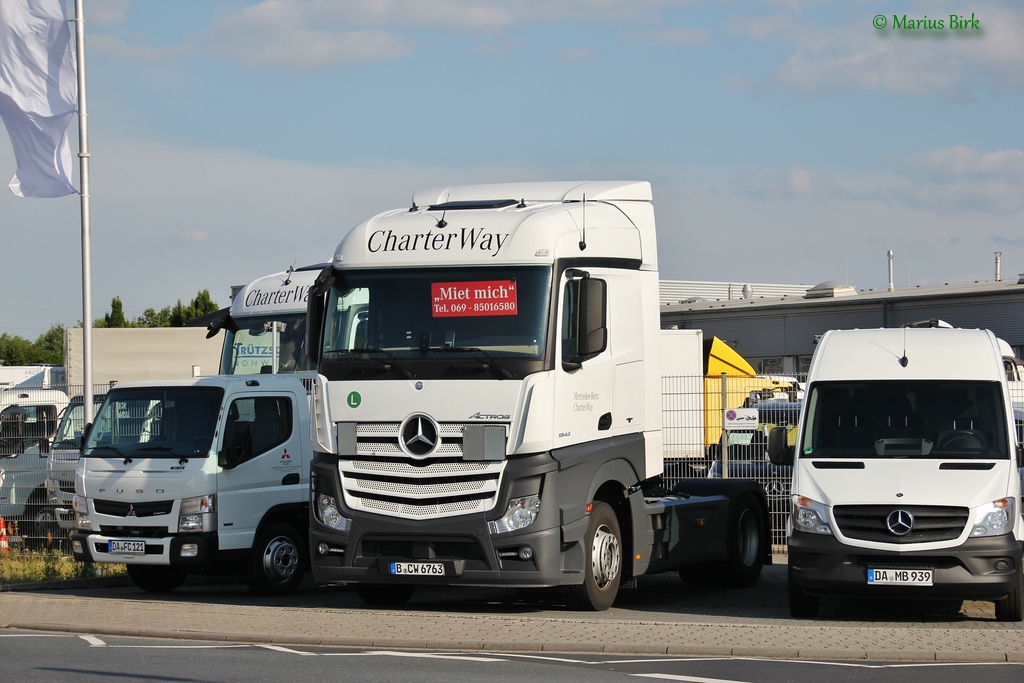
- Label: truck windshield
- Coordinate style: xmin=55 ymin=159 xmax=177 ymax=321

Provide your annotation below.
xmin=321 ymin=266 xmax=551 ymax=379
xmin=802 ymin=380 xmax=1009 ymax=459
xmin=220 ymin=313 xmax=313 ymax=375
xmin=82 ymin=387 xmax=223 ymax=459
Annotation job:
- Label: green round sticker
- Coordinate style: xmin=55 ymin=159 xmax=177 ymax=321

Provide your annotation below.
xmin=347 ymin=391 xmax=362 ymax=408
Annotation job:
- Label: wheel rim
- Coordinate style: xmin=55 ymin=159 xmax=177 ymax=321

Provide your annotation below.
xmin=735 ymin=509 xmax=759 ymax=567
xmin=262 ymin=535 xmax=299 ymax=583
xmin=591 ymin=524 xmax=620 ymax=588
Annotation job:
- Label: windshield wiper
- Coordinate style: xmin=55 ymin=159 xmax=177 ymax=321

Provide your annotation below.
xmin=437 ymin=347 xmax=514 ymax=379
xmin=89 ymin=444 xmax=130 ymax=463
xmin=348 ymin=348 xmax=414 ymax=378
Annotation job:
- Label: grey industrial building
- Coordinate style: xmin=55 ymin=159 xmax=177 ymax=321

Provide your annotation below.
xmin=659 ymin=276 xmax=1024 ymax=375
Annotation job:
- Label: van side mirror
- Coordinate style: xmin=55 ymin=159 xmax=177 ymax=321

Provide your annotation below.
xmin=767 ymin=425 xmax=794 ymax=466
xmin=80 ymin=422 xmax=93 ymax=448
xmin=219 ymin=422 xmax=253 ymax=470
xmin=1017 ymin=443 xmax=1024 ymax=469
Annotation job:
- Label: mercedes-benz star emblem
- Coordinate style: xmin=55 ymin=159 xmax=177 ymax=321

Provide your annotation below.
xmin=400 ymin=414 xmax=439 ymax=457
xmin=886 ymin=509 xmax=914 ymax=536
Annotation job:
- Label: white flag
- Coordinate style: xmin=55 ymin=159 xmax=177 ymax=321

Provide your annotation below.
xmin=0 ymin=0 xmax=77 ymax=198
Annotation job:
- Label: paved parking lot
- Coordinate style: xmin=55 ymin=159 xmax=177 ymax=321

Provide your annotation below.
xmin=2 ymin=560 xmax=1022 ymax=661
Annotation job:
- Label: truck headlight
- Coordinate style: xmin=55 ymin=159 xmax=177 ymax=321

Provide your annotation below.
xmin=179 ymin=494 xmax=216 ymax=533
xmin=315 ymin=494 xmax=349 ymax=531
xmin=488 ymin=496 xmax=541 ymax=535
xmin=73 ymin=494 xmax=91 ymax=530
xmin=792 ymin=496 xmax=832 ymax=535
xmin=971 ymin=498 xmax=1014 ymax=537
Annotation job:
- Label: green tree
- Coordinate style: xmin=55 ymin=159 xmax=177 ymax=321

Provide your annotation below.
xmin=33 ymin=324 xmax=64 ymax=364
xmin=92 ymin=290 xmax=219 ymax=329
xmin=98 ymin=296 xmax=130 ymax=328
xmin=0 ymin=333 xmax=34 ymax=366
xmin=169 ymin=290 xmax=220 ymax=327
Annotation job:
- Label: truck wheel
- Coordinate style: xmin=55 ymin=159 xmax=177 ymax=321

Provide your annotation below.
xmin=723 ymin=494 xmax=765 ymax=588
xmin=356 ymin=583 xmax=416 ymax=606
xmin=565 ymin=501 xmax=622 ymax=611
xmin=27 ymin=504 xmax=64 ymax=552
xmin=126 ymin=565 xmax=188 ymax=593
xmin=248 ymin=522 xmax=305 ymax=597
xmin=788 ymin=575 xmax=819 ymax=618
xmin=995 ymin=565 xmax=1023 ymax=622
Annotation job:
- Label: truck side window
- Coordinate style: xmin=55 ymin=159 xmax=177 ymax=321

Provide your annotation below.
xmin=223 ymin=396 xmax=292 ymax=465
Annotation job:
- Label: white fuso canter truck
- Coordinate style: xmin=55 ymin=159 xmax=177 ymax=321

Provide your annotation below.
xmin=768 ymin=327 xmax=1024 ymax=621
xmin=305 ymin=181 xmax=770 ymax=609
xmin=71 ymin=375 xmax=312 ymax=596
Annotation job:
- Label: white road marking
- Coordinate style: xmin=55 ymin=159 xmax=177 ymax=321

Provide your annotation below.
xmin=631 ymin=674 xmax=750 ymax=683
xmin=320 ymin=650 xmax=507 ymax=662
xmin=255 ymin=644 xmax=318 ymax=656
xmin=79 ymin=635 xmax=106 ymax=647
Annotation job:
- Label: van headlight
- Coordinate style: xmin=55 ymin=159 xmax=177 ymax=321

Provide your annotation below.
xmin=488 ymin=496 xmax=541 ymax=535
xmin=179 ymin=494 xmax=216 ymax=533
xmin=971 ymin=498 xmax=1014 ymax=537
xmin=792 ymin=495 xmax=832 ymax=535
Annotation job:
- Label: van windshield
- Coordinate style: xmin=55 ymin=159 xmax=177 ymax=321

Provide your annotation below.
xmin=82 ymin=387 xmax=223 ymax=459
xmin=802 ymin=380 xmax=1009 ymax=459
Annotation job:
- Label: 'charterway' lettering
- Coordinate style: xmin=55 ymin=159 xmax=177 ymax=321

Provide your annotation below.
xmin=368 ymin=227 xmax=509 ymax=258
xmin=244 ymin=284 xmax=310 ymax=308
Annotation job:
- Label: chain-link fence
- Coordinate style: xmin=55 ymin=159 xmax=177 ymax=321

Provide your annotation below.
xmin=0 ymin=383 xmax=108 ymax=552
xmin=660 ymin=372 xmax=805 ymax=551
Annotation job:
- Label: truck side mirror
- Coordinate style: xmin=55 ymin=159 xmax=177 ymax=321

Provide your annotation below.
xmin=80 ymin=422 xmax=93 ymax=448
xmin=305 ymin=266 xmax=335 ymax=365
xmin=219 ymin=422 xmax=253 ymax=471
xmin=577 ymin=277 xmax=607 ymax=358
xmin=767 ymin=425 xmax=794 ymax=466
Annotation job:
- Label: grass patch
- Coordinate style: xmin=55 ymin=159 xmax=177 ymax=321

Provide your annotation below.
xmin=0 ymin=550 xmax=126 ymax=585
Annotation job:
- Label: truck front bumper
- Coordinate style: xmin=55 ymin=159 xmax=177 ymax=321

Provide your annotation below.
xmin=789 ymin=530 xmax=1023 ymax=601
xmin=310 ymin=512 xmax=570 ymax=588
xmin=72 ymin=531 xmax=218 ymax=567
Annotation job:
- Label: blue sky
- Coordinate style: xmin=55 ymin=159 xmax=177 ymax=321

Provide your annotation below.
xmin=2 ymin=0 xmax=1022 ymax=338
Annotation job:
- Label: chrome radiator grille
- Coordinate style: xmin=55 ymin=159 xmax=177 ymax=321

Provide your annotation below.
xmin=338 ymin=421 xmax=507 ymax=520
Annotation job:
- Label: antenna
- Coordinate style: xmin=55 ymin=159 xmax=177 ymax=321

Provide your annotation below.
xmin=436 ymin=193 xmax=449 ymax=228
xmin=283 ymin=261 xmax=296 ymax=285
xmin=578 ymin=193 xmax=587 ymax=251
xmin=900 ymin=327 xmax=909 ymax=367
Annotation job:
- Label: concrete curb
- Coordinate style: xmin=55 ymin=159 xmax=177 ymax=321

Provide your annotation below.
xmin=0 ymin=575 xmax=131 ymax=592
xmin=3 ymin=619 xmax=1021 ymax=662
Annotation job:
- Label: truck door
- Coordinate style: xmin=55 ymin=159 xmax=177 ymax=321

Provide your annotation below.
xmin=217 ymin=392 xmax=304 ymax=550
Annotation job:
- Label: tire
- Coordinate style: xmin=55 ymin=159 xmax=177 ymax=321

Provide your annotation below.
xmin=723 ymin=494 xmax=766 ymax=588
xmin=356 ymin=583 xmax=416 ymax=606
xmin=565 ymin=501 xmax=622 ymax=611
xmin=126 ymin=565 xmax=188 ymax=593
xmin=26 ymin=504 xmax=64 ymax=552
xmin=995 ymin=565 xmax=1023 ymax=622
xmin=788 ymin=574 xmax=819 ymax=618
xmin=248 ymin=522 xmax=305 ymax=597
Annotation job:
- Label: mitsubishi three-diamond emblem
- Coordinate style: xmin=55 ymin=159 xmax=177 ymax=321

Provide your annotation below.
xmin=886 ymin=509 xmax=914 ymax=536
xmin=400 ymin=414 xmax=439 ymax=457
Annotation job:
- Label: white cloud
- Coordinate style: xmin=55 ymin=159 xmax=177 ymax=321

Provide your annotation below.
xmin=88 ymin=0 xmax=131 ymax=27
xmin=897 ymin=146 xmax=1024 ymax=213
xmin=203 ymin=0 xmax=698 ymax=69
xmin=89 ymin=34 xmax=197 ymax=62
xmin=634 ymin=26 xmax=712 ymax=46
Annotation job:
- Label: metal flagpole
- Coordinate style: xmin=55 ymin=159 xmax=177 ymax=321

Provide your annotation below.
xmin=73 ymin=0 xmax=93 ymax=422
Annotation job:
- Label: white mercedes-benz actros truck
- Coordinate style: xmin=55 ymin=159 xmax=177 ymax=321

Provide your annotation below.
xmin=303 ymin=180 xmax=771 ymax=610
